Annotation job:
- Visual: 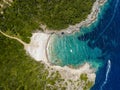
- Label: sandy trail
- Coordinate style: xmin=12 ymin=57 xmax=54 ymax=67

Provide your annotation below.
xmin=0 ymin=30 xmax=27 ymax=46
xmin=3 ymin=0 xmax=12 ymax=6
xmin=0 ymin=0 xmax=107 ymax=87
xmin=0 ymin=30 xmax=96 ymax=89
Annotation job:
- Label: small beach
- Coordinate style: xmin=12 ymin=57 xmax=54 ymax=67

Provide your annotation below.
xmin=1 ymin=0 xmax=120 ymax=89
xmin=25 ymin=32 xmax=95 ymax=81
xmin=24 ymin=0 xmax=107 ymax=83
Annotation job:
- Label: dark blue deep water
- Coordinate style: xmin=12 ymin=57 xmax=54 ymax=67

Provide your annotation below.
xmin=91 ymin=0 xmax=120 ymax=89
xmin=48 ymin=0 xmax=120 ymax=89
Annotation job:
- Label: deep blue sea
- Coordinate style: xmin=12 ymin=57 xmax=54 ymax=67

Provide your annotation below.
xmin=48 ymin=0 xmax=120 ymax=89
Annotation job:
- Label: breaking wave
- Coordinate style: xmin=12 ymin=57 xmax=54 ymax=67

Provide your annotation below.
xmin=100 ymin=60 xmax=111 ymax=90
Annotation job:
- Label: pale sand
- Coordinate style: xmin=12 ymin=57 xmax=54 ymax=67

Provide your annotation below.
xmin=25 ymin=32 xmax=50 ymax=62
xmin=51 ymin=63 xmax=96 ymax=81
xmin=25 ymin=0 xmax=108 ymax=82
xmin=0 ymin=0 xmax=107 ymax=88
xmin=3 ymin=0 xmax=12 ymax=6
xmin=0 ymin=30 xmax=27 ymax=46
xmin=0 ymin=30 xmax=95 ymax=83
xmin=25 ymin=32 xmax=96 ymax=81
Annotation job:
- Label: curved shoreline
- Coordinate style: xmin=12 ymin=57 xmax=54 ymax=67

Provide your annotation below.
xmin=45 ymin=0 xmax=108 ymax=70
xmin=41 ymin=0 xmax=107 ymax=35
xmin=24 ymin=0 xmax=108 ymax=82
xmin=45 ymin=33 xmax=55 ymax=65
xmin=43 ymin=0 xmax=108 ymax=73
xmin=0 ymin=0 xmax=108 ymax=88
xmin=0 ymin=29 xmax=96 ymax=89
xmin=46 ymin=33 xmax=96 ymax=80
xmin=23 ymin=31 xmax=96 ymax=81
xmin=43 ymin=0 xmax=107 ymax=81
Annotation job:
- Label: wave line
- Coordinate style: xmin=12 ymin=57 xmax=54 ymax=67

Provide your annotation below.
xmin=100 ymin=60 xmax=111 ymax=90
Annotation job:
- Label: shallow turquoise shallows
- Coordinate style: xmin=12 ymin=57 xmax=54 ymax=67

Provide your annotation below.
xmin=47 ymin=0 xmax=110 ymax=69
xmin=48 ymin=34 xmax=102 ymax=69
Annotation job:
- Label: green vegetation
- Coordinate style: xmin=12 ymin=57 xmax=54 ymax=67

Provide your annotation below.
xmin=0 ymin=34 xmax=66 ymax=90
xmin=0 ymin=33 xmax=94 ymax=90
xmin=83 ymin=81 xmax=94 ymax=90
xmin=80 ymin=73 xmax=94 ymax=90
xmin=0 ymin=0 xmax=95 ymax=42
xmin=0 ymin=0 xmax=10 ymax=11
xmin=80 ymin=73 xmax=88 ymax=81
xmin=0 ymin=0 xmax=95 ymax=89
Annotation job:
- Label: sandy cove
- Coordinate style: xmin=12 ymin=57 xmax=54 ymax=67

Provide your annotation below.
xmin=0 ymin=30 xmax=95 ymax=89
xmin=25 ymin=32 xmax=96 ymax=81
xmin=0 ymin=0 xmax=108 ymax=87
xmin=0 ymin=0 xmax=107 ymax=89
xmin=25 ymin=0 xmax=107 ymax=81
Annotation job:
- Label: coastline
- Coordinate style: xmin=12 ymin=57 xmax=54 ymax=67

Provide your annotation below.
xmin=41 ymin=0 xmax=107 ymax=35
xmin=25 ymin=32 xmax=96 ymax=81
xmin=46 ymin=32 xmax=96 ymax=81
xmin=0 ymin=29 xmax=96 ymax=89
xmin=25 ymin=0 xmax=107 ymax=84
xmin=0 ymin=0 xmax=111 ymax=89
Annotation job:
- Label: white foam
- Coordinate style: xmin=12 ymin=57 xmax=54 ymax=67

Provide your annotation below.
xmin=100 ymin=60 xmax=111 ymax=90
xmin=70 ymin=49 xmax=73 ymax=52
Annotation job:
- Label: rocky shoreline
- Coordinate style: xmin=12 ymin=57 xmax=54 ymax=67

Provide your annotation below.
xmin=25 ymin=0 xmax=107 ymax=89
xmin=40 ymin=0 xmax=107 ymax=35
xmin=0 ymin=0 xmax=108 ymax=89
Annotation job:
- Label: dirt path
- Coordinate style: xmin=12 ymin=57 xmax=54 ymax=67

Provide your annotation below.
xmin=0 ymin=30 xmax=27 ymax=46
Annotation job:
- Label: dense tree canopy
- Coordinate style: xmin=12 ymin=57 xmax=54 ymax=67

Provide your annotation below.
xmin=0 ymin=34 xmax=94 ymax=90
xmin=0 ymin=34 xmax=66 ymax=90
xmin=0 ymin=0 xmax=95 ymax=42
xmin=0 ymin=1 xmax=95 ymax=89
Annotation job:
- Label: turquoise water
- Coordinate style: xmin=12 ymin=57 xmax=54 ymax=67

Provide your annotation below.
xmin=48 ymin=34 xmax=102 ymax=69
xmin=48 ymin=0 xmax=120 ymax=89
xmin=48 ymin=0 xmax=110 ymax=69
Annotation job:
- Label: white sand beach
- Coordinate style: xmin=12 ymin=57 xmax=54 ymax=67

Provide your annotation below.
xmin=25 ymin=32 xmax=95 ymax=81
xmin=0 ymin=0 xmax=108 ymax=89
xmin=25 ymin=32 xmax=50 ymax=62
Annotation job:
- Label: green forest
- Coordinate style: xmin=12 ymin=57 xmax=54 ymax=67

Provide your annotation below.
xmin=0 ymin=0 xmax=95 ymax=42
xmin=0 ymin=34 xmax=94 ymax=90
xmin=0 ymin=34 xmax=66 ymax=90
xmin=0 ymin=0 xmax=95 ymax=89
